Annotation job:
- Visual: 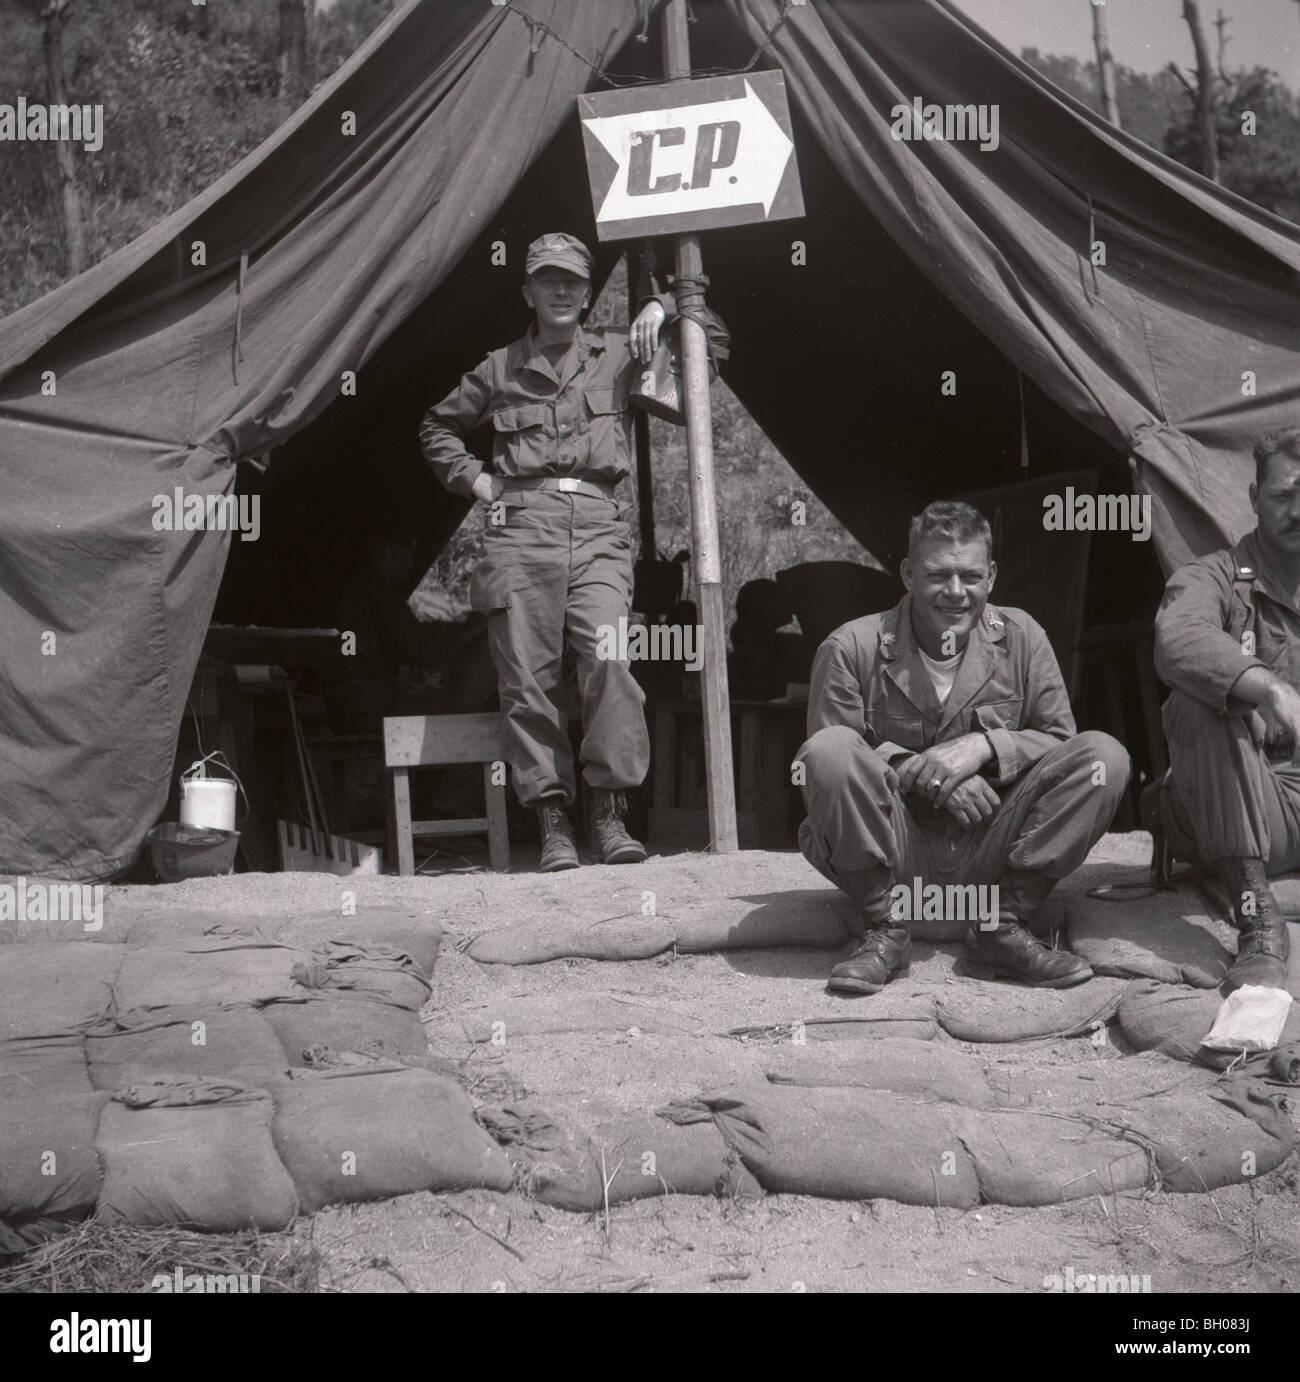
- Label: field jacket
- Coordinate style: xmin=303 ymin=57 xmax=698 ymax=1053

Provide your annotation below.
xmin=807 ymin=595 xmax=1075 ymax=788
xmin=419 ymin=322 xmax=639 ymax=501
xmin=1153 ymin=531 xmax=1300 ymax=714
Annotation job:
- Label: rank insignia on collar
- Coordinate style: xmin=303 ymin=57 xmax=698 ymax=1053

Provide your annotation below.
xmin=1238 ymin=566 xmax=1254 ymax=578
xmin=985 ymin=611 xmax=1003 ymax=628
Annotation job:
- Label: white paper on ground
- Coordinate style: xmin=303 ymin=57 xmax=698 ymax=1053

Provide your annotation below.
xmin=1200 ymin=984 xmax=1294 ymax=1052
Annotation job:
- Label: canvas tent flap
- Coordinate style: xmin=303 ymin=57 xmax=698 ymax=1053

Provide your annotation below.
xmin=718 ymin=0 xmax=1300 ymax=570
xmin=0 ymin=0 xmax=656 ymax=879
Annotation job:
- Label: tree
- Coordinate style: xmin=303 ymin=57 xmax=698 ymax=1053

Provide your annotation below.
xmin=1091 ymin=0 xmax=1122 ymax=128
xmin=21 ymin=0 xmax=87 ymax=276
xmin=277 ymin=0 xmax=312 ymax=107
xmin=1168 ymin=0 xmax=1221 ymax=180
xmin=1164 ymin=65 xmax=1300 ymax=221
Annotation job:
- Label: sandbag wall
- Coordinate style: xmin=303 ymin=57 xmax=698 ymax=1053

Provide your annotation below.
xmin=0 ymin=919 xmax=513 ymax=1248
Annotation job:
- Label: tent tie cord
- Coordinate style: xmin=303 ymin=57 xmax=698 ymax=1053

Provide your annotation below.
xmin=1086 ymin=192 xmax=1102 ymax=301
xmin=231 ymin=250 xmax=248 ymax=386
xmin=494 ymin=2 xmax=803 ymax=88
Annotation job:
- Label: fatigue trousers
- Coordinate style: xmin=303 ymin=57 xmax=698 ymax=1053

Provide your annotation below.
xmin=1163 ymin=689 xmax=1300 ymax=874
xmin=797 ymin=724 xmax=1129 ymax=924
xmin=469 ymin=490 xmax=649 ymax=808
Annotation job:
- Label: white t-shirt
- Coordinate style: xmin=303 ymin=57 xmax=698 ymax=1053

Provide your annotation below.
xmin=919 ymin=646 xmax=964 ymax=706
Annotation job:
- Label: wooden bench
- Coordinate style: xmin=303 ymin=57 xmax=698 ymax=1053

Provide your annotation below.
xmin=383 ymin=713 xmax=510 ymax=874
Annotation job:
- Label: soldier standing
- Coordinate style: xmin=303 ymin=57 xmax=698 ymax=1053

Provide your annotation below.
xmin=420 ymin=233 xmax=668 ymax=872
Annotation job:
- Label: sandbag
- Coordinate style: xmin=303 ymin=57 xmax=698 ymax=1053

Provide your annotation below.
xmin=465 ymin=892 xmax=850 ymax=966
xmin=0 ymin=1092 xmax=108 ymax=1222
xmin=937 ymin=976 xmax=1128 ymax=1043
xmin=953 ymin=1106 xmax=1153 ymax=1205
xmin=659 ymin=1078 xmax=1290 ymax=1207
xmin=673 ymin=892 xmax=849 ymax=952
xmin=1117 ymin=1086 xmax=1295 ymax=1192
xmin=0 ymin=942 xmax=124 ymax=1037
xmin=85 ymin=1006 xmax=288 ymax=1091
xmin=112 ymin=938 xmax=311 ymax=1010
xmin=1065 ymin=883 xmax=1232 ymax=988
xmin=267 ymin=1067 xmax=513 ymax=1211
xmin=263 ymin=994 xmax=429 ymax=1066
xmin=272 ymin=912 xmax=442 ymax=980
xmin=296 ymin=940 xmax=431 ymax=1013
xmin=95 ymin=1076 xmax=298 ymax=1231
xmin=1117 ymin=979 xmax=1220 ymax=1061
xmin=479 ymin=1103 xmax=761 ymax=1211
xmin=1118 ymin=979 xmax=1300 ymax=1069
xmin=0 ymin=1033 xmax=92 ymax=1099
xmin=662 ymin=1085 xmax=981 ymax=1206
xmin=468 ymin=917 xmax=677 ymax=966
xmin=763 ymin=1037 xmax=996 ymax=1107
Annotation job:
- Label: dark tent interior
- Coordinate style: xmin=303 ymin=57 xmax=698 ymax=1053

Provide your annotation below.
xmin=213 ymin=2 xmax=1166 ymax=781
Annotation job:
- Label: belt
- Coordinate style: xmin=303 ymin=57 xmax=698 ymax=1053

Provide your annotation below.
xmin=497 ymin=476 xmax=615 ymax=501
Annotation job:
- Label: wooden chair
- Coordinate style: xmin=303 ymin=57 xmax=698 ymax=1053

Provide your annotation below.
xmin=383 ymin=713 xmax=510 ymax=874
xmin=304 ymin=731 xmax=384 ymax=838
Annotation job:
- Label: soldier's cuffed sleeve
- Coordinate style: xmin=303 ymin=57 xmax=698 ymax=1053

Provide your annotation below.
xmin=807 ymin=635 xmax=912 ymax=767
xmin=418 ymin=358 xmax=494 ymax=499
xmin=1153 ymin=559 xmax=1266 ymax=712
xmin=982 ymin=619 xmax=1076 ymax=786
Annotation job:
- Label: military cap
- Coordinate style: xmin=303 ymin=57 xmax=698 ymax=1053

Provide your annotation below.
xmin=525 ymin=232 xmax=592 ymax=279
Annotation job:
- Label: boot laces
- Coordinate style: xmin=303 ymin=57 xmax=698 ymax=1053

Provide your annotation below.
xmin=1238 ymin=918 xmax=1287 ymax=960
xmin=858 ymin=919 xmax=902 ymax=954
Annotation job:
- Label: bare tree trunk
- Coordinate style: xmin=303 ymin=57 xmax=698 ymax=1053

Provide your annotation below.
xmin=1181 ymin=0 xmax=1219 ymax=181
xmin=278 ymin=0 xmax=312 ymax=107
xmin=1091 ymin=0 xmax=1122 ymax=129
xmin=40 ymin=0 xmax=86 ymax=277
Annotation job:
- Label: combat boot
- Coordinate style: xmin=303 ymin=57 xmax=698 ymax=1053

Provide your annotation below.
xmin=964 ymin=914 xmax=1092 ymax=987
xmin=827 ymin=918 xmax=912 ymax=995
xmin=1215 ymin=856 xmax=1290 ymax=992
xmin=536 ymin=798 xmax=579 ymax=873
xmin=589 ymin=788 xmax=646 ymax=865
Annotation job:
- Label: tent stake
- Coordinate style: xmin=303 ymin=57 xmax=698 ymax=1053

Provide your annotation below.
xmin=662 ymin=0 xmax=738 ymax=852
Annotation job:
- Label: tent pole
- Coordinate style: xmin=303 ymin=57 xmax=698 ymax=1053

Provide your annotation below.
xmin=662 ymin=0 xmax=738 ymax=853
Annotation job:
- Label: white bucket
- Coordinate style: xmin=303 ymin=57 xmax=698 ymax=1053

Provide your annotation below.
xmin=180 ymin=777 xmax=238 ymax=832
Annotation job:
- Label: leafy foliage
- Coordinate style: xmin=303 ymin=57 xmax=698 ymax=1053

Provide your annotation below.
xmin=1164 ymin=66 xmax=1300 ymax=221
xmin=1020 ymin=47 xmax=1188 ymax=149
xmin=0 ymin=0 xmax=399 ymax=314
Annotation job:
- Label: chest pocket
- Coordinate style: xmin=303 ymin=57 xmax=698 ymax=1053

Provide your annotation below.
xmin=584 ymin=387 xmax=624 ymax=419
xmin=863 ymin=709 xmax=928 ymax=750
xmin=492 ymin=403 xmax=549 ymax=434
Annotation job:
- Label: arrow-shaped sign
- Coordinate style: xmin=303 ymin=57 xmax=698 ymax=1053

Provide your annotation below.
xmin=579 ymin=74 xmax=802 ymax=239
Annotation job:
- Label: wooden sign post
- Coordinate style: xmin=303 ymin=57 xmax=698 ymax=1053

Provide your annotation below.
xmin=662 ymin=0 xmax=733 ymax=852
xmin=577 ymin=0 xmax=804 ymax=852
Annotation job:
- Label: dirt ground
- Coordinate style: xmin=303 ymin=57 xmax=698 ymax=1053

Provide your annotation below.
xmin=100 ymin=835 xmax=1300 ymax=1294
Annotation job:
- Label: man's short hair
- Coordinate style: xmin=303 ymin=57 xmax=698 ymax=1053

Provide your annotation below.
xmin=907 ymin=500 xmax=993 ymax=561
xmin=1253 ymin=426 xmax=1300 ymax=486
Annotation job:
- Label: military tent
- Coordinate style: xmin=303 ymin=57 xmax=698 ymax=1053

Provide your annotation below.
xmin=1 ymin=0 xmax=1297 ymax=880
